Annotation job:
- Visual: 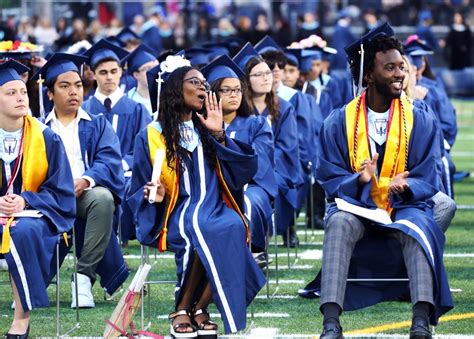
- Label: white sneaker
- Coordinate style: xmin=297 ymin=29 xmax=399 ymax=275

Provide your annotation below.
xmin=71 ymin=273 xmax=95 ymax=308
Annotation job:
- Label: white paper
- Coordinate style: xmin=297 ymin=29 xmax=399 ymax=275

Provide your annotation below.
xmin=335 ymin=198 xmax=392 ymax=225
xmin=0 ymin=210 xmax=43 ymax=218
xmin=148 ymin=149 xmax=165 ymax=204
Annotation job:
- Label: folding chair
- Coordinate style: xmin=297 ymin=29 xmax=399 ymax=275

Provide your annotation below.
xmin=50 ymin=228 xmax=80 ymax=338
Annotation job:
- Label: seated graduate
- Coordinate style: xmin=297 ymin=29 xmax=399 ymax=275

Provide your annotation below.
xmin=202 ymin=55 xmax=277 ymax=265
xmin=233 ymin=43 xmax=302 ymax=248
xmin=316 ymin=23 xmax=453 ymax=339
xmin=0 ymin=59 xmax=76 ymax=337
xmin=82 ymin=38 xmax=152 ymax=174
xmin=256 ymin=36 xmax=314 ymax=247
xmin=404 ymin=37 xmax=457 ymax=198
xmin=33 ymin=53 xmax=127 ymax=308
xmin=82 ymin=39 xmax=152 ymax=247
xmin=283 ymin=48 xmax=327 ymax=230
xmin=122 ymin=43 xmax=159 ymax=118
xmin=127 ymin=55 xmax=266 ymax=338
xmin=401 ymin=54 xmax=456 ymax=233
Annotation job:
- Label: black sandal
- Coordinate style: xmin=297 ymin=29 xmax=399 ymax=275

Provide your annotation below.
xmin=192 ymin=308 xmax=218 ymax=339
xmin=169 ymin=309 xmax=197 ymax=338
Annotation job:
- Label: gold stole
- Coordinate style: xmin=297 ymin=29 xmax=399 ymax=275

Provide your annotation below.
xmin=147 ymin=125 xmax=249 ymax=252
xmin=345 ymin=92 xmax=414 ymax=215
xmin=1 ymin=116 xmax=48 ymax=254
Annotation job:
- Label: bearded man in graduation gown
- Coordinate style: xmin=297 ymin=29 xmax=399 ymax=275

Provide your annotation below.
xmin=316 ymin=23 xmax=452 ymax=339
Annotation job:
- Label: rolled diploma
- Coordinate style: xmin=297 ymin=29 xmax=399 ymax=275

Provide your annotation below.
xmin=148 ymin=149 xmax=165 ymax=204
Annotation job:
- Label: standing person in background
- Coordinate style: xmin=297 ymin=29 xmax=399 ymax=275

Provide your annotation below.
xmin=441 ymin=12 xmax=472 ymax=69
xmin=416 ymin=10 xmax=440 ymax=51
xmin=329 ymin=10 xmax=356 ymax=70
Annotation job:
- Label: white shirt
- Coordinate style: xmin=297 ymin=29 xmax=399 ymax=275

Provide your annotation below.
xmin=94 ymin=87 xmax=124 ymax=108
xmin=45 ymin=108 xmax=95 ymax=187
xmin=127 ymin=87 xmax=153 ymax=117
xmin=367 ymin=107 xmax=390 ymax=147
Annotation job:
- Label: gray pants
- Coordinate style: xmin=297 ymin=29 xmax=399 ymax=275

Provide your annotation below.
xmin=320 ymin=211 xmax=434 ymax=310
xmin=76 ymin=186 xmax=115 ymax=280
xmin=431 ymin=191 xmax=456 ymax=233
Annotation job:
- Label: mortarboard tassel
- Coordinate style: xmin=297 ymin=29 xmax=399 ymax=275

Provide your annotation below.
xmin=356 ymin=43 xmax=365 ymax=97
xmin=154 ymin=72 xmax=164 ymax=120
xmin=37 ymin=74 xmax=45 ymax=120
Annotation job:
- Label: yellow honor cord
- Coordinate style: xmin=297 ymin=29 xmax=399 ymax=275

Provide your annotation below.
xmin=0 ymin=217 xmax=15 ymax=254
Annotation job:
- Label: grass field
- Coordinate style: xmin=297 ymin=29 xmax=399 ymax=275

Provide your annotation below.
xmin=0 ymin=100 xmax=472 ymax=337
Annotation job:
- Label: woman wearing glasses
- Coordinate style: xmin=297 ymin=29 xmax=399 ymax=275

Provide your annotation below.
xmin=202 ymin=55 xmax=277 ymax=266
xmin=128 ymin=56 xmax=265 ymax=338
xmin=233 ymin=44 xmax=301 ymax=248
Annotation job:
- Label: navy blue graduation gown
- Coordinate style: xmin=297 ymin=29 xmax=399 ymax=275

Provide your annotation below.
xmin=226 ymin=114 xmax=277 ymax=250
xmin=420 ymin=76 xmax=457 ymax=148
xmin=128 ymin=123 xmax=266 ymax=334
xmin=82 ymin=95 xmax=152 ymax=169
xmin=258 ymin=99 xmax=302 ymax=234
xmin=1 ymin=124 xmax=76 ymax=312
xmin=316 ymin=102 xmax=453 ymax=324
xmin=46 ymin=113 xmax=129 ymax=294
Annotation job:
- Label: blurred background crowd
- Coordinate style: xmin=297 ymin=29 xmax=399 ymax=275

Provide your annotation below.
xmin=0 ymin=0 xmax=472 ymax=70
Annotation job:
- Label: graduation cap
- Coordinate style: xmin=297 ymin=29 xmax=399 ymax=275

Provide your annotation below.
xmin=105 ymin=36 xmax=125 ymax=48
xmin=177 ymin=48 xmax=211 ymax=67
xmin=254 ymin=35 xmax=282 ymax=54
xmin=121 ymin=44 xmax=157 ymax=73
xmin=31 ymin=53 xmax=88 ymax=119
xmin=232 ymin=42 xmax=260 ymax=71
xmin=344 ymin=22 xmax=395 ymax=96
xmin=201 ymin=42 xmax=230 ymax=59
xmin=116 ymin=27 xmax=140 ymax=43
xmin=321 ymin=46 xmax=337 ymax=62
xmin=146 ymin=55 xmax=191 ymax=115
xmin=0 ymin=51 xmax=33 ymax=61
xmin=404 ymin=39 xmax=433 ymax=68
xmin=157 ymin=49 xmax=176 ymax=63
xmin=418 ymin=10 xmax=432 ymax=22
xmin=200 ymin=54 xmax=244 ymax=85
xmin=283 ymin=48 xmax=300 ymax=67
xmin=83 ymin=38 xmax=129 ymax=69
xmin=0 ymin=59 xmax=30 ymax=86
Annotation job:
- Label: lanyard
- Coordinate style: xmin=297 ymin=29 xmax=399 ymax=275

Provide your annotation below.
xmin=3 ymin=128 xmax=24 ymax=195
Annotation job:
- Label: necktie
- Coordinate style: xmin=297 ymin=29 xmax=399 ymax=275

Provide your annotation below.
xmin=104 ymin=98 xmax=112 ymax=113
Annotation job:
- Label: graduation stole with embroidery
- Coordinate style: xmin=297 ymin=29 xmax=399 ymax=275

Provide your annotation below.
xmin=1 ymin=115 xmax=48 ymax=253
xmin=147 ymin=125 xmax=249 ymax=252
xmin=345 ymin=91 xmax=414 ymax=215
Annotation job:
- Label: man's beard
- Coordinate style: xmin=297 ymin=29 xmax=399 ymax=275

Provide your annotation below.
xmin=374 ymin=78 xmax=402 ymax=99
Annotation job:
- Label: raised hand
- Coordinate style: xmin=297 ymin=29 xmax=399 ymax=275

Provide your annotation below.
xmin=358 ymin=153 xmax=379 ymax=184
xmin=196 ymin=91 xmax=223 ymax=135
xmin=389 ymin=171 xmax=410 ymax=195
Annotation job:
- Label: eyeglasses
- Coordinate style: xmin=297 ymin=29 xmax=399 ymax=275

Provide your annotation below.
xmin=249 ymin=70 xmax=272 ymax=78
xmin=267 ymin=60 xmax=286 ymax=70
xmin=183 ymin=77 xmax=210 ymax=91
xmin=218 ymin=88 xmax=242 ymax=96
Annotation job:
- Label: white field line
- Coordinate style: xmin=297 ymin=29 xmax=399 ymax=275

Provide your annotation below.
xmin=255 ymin=295 xmax=298 ymax=299
xmin=268 ymin=279 xmax=305 ymax=284
xmin=157 ymin=312 xmax=290 ymax=320
xmin=451 ymin=151 xmax=474 ymax=157
xmin=457 ymin=205 xmax=474 ymax=210
xmin=267 ymin=264 xmax=314 ymax=270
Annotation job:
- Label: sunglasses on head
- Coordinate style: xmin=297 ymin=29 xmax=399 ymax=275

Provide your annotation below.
xmin=267 ymin=60 xmax=286 ymax=70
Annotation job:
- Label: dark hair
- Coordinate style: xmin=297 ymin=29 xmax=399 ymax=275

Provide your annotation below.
xmin=261 ymin=49 xmax=287 ymax=69
xmin=349 ymin=35 xmax=404 ymax=87
xmin=243 ymin=56 xmax=280 ymax=121
xmin=157 ymin=66 xmax=217 ymax=169
xmin=92 ymin=57 xmax=120 ymax=72
xmin=421 ymin=55 xmax=436 ymax=80
xmin=210 ymin=77 xmax=252 ymax=117
xmin=45 ymin=70 xmax=83 ymax=93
